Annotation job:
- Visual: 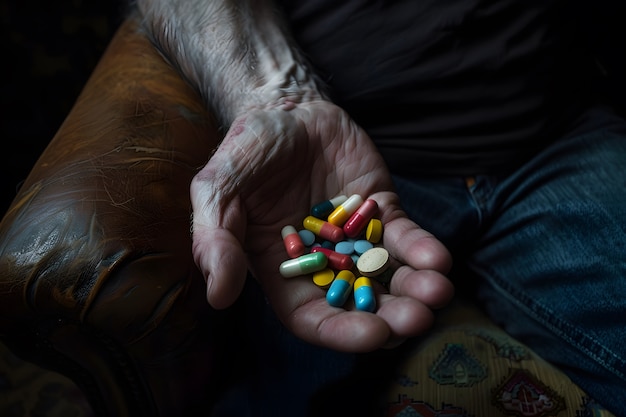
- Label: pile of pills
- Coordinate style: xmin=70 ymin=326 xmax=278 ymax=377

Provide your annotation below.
xmin=278 ymin=194 xmax=393 ymax=312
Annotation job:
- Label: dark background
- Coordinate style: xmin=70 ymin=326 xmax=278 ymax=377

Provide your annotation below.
xmin=1 ymin=1 xmax=624 ymax=216
xmin=1 ymin=0 xmax=126 ymax=215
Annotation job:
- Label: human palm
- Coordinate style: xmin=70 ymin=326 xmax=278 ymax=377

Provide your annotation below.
xmin=190 ymin=100 xmax=453 ymax=352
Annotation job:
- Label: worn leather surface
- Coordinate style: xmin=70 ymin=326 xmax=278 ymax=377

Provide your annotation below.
xmin=0 ymin=17 xmax=223 ymax=417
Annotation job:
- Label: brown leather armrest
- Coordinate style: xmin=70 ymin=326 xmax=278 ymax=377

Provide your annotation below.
xmin=0 ymin=17 xmax=223 ymax=417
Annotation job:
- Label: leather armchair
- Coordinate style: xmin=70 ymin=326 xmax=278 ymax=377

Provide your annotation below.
xmin=0 ymin=17 xmax=223 ymax=417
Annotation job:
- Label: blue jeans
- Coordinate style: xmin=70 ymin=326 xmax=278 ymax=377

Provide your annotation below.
xmin=393 ymin=116 xmax=626 ymax=415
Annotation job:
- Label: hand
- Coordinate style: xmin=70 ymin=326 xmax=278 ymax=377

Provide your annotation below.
xmin=190 ymin=99 xmax=454 ymax=352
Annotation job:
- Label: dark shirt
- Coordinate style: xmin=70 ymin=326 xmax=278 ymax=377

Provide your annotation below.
xmin=278 ymin=0 xmax=603 ymax=175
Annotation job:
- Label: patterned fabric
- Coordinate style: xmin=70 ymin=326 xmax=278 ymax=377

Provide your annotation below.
xmin=383 ymin=299 xmax=616 ymax=417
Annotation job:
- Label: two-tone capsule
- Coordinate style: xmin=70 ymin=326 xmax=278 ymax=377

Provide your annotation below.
xmin=310 ymin=247 xmax=354 ymax=270
xmin=326 ymin=270 xmax=356 ymax=307
xmin=354 ymin=277 xmax=376 ymax=312
xmin=343 ymin=198 xmax=379 ymax=238
xmin=281 ymin=225 xmax=305 ymax=258
xmin=279 ymin=252 xmax=328 ymax=278
xmin=303 ymin=215 xmax=344 ymax=242
xmin=311 ymin=195 xmax=348 ymax=219
xmin=327 ymin=194 xmax=364 ymax=227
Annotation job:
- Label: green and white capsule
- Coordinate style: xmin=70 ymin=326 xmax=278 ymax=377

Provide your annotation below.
xmin=279 ymin=251 xmax=328 ymax=278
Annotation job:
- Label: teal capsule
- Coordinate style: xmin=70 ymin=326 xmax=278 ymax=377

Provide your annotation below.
xmin=311 ymin=195 xmax=348 ymax=219
xmin=354 ymin=277 xmax=376 ymax=312
xmin=326 ymin=270 xmax=356 ymax=307
xmin=279 ymin=252 xmax=328 ymax=278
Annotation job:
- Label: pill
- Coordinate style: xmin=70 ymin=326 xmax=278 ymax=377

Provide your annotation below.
xmin=312 ymin=268 xmax=335 ymax=289
xmin=321 ymin=240 xmax=335 ymax=249
xmin=310 ymin=247 xmax=354 ymax=271
xmin=298 ymin=229 xmax=316 ymax=247
xmin=311 ymin=195 xmax=348 ymax=219
xmin=354 ymin=277 xmax=376 ymax=312
xmin=303 ymin=216 xmax=344 ymax=242
xmin=326 ymin=270 xmax=356 ymax=307
xmin=356 ymin=247 xmax=390 ymax=277
xmin=327 ymin=194 xmax=364 ymax=227
xmin=343 ymin=198 xmax=379 ymax=238
xmin=365 ymin=218 xmax=383 ymax=243
xmin=281 ymin=225 xmax=305 ymax=258
xmin=279 ymin=252 xmax=328 ymax=278
xmin=353 ymin=239 xmax=374 ymax=255
xmin=334 ymin=240 xmax=355 ymax=255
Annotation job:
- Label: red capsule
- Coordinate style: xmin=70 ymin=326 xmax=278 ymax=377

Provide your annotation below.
xmin=343 ymin=199 xmax=379 ymax=238
xmin=303 ymin=216 xmax=344 ymax=242
xmin=281 ymin=225 xmax=305 ymax=258
xmin=310 ymin=247 xmax=354 ymax=270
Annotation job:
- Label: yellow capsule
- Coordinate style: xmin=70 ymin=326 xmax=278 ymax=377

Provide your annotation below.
xmin=354 ymin=277 xmax=376 ymax=312
xmin=327 ymin=194 xmax=363 ymax=227
xmin=326 ymin=270 xmax=356 ymax=307
xmin=303 ymin=216 xmax=344 ymax=242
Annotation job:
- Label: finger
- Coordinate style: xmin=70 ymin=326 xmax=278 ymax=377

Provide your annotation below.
xmin=193 ymin=225 xmax=248 ymax=309
xmin=191 ymin=174 xmax=249 ymax=309
xmin=382 ymin=215 xmax=452 ymax=274
xmin=389 ymin=266 xmax=455 ymax=309
xmin=286 ymin=298 xmax=393 ymax=352
xmin=375 ymin=294 xmax=435 ymax=347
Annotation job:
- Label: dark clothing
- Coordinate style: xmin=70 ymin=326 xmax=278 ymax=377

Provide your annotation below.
xmin=278 ymin=0 xmax=606 ymax=175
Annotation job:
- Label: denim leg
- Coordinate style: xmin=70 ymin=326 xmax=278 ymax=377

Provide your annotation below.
xmin=469 ymin=125 xmax=626 ymax=415
xmin=393 ymin=123 xmax=626 ymax=415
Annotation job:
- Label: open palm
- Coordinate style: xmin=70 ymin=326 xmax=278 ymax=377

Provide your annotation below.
xmin=190 ymin=100 xmax=453 ymax=352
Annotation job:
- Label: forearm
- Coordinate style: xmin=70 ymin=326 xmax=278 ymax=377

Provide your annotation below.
xmin=134 ymin=0 xmax=324 ymax=127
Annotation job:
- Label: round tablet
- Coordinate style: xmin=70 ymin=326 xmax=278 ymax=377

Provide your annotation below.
xmin=312 ymin=268 xmax=335 ymax=289
xmin=353 ymin=239 xmax=373 ymax=255
xmin=365 ymin=219 xmax=383 ymax=243
xmin=298 ymin=229 xmax=316 ymax=246
xmin=334 ymin=240 xmax=355 ymax=255
xmin=356 ymin=247 xmax=390 ymax=277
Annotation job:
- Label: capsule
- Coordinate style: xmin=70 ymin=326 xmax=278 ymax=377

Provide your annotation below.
xmin=327 ymin=194 xmax=364 ymax=227
xmin=326 ymin=270 xmax=356 ymax=307
xmin=310 ymin=247 xmax=354 ymax=271
xmin=343 ymin=199 xmax=379 ymax=238
xmin=303 ymin=216 xmax=344 ymax=242
xmin=354 ymin=277 xmax=376 ymax=312
xmin=311 ymin=195 xmax=348 ymax=219
xmin=279 ymin=252 xmax=328 ymax=278
xmin=281 ymin=225 xmax=305 ymax=258
xmin=365 ymin=218 xmax=383 ymax=243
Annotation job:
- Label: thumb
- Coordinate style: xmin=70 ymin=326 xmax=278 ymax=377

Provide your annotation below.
xmin=192 ymin=224 xmax=249 ymax=309
xmin=190 ymin=181 xmax=249 ymax=309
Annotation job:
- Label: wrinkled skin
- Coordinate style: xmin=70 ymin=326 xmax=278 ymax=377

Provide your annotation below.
xmin=190 ymin=100 xmax=454 ymax=352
